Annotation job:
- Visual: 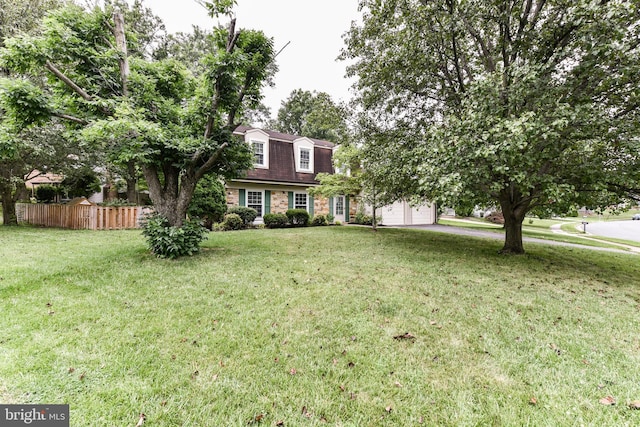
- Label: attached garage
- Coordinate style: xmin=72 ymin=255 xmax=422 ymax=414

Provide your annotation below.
xmin=368 ymin=200 xmax=437 ymax=226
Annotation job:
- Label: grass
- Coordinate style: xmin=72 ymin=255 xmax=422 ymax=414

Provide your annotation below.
xmin=1 ymin=225 xmax=640 ymax=426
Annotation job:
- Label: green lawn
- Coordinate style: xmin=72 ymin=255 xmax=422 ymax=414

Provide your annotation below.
xmin=1 ymin=225 xmax=640 ymax=426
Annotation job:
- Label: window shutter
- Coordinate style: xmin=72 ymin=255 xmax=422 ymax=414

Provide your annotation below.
xmin=239 ymin=189 xmax=246 ymax=207
xmin=288 ymin=191 xmax=293 ymax=209
xmin=264 ymin=190 xmax=271 ymax=214
xmin=345 ymin=197 xmax=350 ymax=222
xmin=329 ymin=197 xmax=334 ymax=216
xmin=308 ymin=195 xmax=314 ymax=217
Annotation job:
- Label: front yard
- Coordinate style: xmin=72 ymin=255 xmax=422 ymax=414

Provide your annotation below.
xmin=1 ymin=225 xmax=639 ymax=425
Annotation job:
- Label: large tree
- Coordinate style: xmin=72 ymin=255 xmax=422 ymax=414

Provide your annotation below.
xmin=269 ymin=89 xmax=350 ymax=142
xmin=1 ymin=3 xmax=275 ymax=227
xmin=343 ymin=0 xmax=640 ymax=254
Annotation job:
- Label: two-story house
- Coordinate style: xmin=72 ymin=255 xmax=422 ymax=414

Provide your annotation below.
xmin=226 ymin=126 xmax=437 ymax=226
xmin=225 ymin=126 xmax=352 ymax=223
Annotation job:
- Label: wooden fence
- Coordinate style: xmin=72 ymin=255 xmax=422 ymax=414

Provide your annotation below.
xmin=16 ymin=203 xmax=145 ymax=230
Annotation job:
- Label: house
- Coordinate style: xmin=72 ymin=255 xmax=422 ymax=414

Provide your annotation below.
xmin=227 ymin=126 xmax=437 ymax=225
xmin=227 ymin=126 xmax=353 ymax=222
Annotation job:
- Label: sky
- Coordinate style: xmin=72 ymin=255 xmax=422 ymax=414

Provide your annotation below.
xmin=138 ymin=0 xmax=361 ymax=121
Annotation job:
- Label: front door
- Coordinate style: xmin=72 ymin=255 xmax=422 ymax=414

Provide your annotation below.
xmin=334 ymin=195 xmax=346 ymax=223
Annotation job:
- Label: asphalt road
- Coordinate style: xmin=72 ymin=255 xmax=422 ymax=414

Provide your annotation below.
xmin=583 ymin=219 xmax=640 ymax=242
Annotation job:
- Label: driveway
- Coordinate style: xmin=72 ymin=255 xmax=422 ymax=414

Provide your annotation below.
xmin=396 ymin=224 xmax=638 ymax=255
xmin=580 ymin=219 xmax=640 ymax=242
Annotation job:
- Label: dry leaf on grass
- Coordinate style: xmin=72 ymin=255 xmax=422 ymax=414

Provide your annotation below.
xmin=599 ymin=396 xmax=616 ymax=406
xmin=135 ymin=413 xmax=146 ymax=427
xmin=628 ymin=400 xmax=640 ymax=410
xmin=529 ymin=397 xmax=537 ymax=405
xmin=393 ymin=332 xmax=416 ymax=340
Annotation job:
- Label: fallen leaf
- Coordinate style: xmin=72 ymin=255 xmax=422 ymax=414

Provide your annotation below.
xmin=628 ymin=400 xmax=640 ymax=410
xmin=394 ymin=381 xmax=403 ymax=388
xmin=418 ymin=416 xmax=424 ymax=423
xmin=347 ymin=362 xmax=355 ymax=368
xmin=332 ymin=358 xmax=338 ymax=365
xmin=68 ymin=367 xmax=75 ymax=374
xmin=160 ymin=400 xmax=167 ymax=406
xmin=254 ymin=413 xmax=265 ymax=422
xmin=430 ymin=321 xmax=437 ymax=325
xmin=135 ymin=413 xmax=146 ymax=427
xmin=529 ymin=397 xmax=537 ymax=405
xmin=275 ymin=421 xmax=284 ymax=426
xmin=212 ymin=374 xmax=218 ymax=381
xmin=599 ymin=396 xmax=616 ymax=406
xmin=339 ymin=385 xmax=345 ymax=392
xmin=190 ymin=370 xmax=199 ymax=380
xmin=289 ymin=368 xmax=297 ymax=375
xmin=385 ymin=405 xmax=393 ymax=413
xmin=393 ymin=332 xmax=416 ymax=340
xmin=79 ymin=373 xmax=86 ymax=381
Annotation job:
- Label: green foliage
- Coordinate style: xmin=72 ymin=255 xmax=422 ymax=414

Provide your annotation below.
xmin=0 ymin=79 xmax=51 ymax=128
xmin=141 ymin=213 xmax=208 ymax=258
xmin=221 ymin=212 xmax=243 ymax=231
xmin=326 ymin=213 xmax=334 ymax=223
xmin=35 ymin=185 xmax=58 ymax=203
xmin=99 ymin=198 xmax=136 ymax=207
xmin=286 ymin=209 xmax=310 ymax=227
xmin=344 ymin=0 xmax=640 ymax=253
xmin=188 ymin=175 xmax=227 ymax=228
xmin=61 ymin=166 xmax=100 ymax=198
xmin=226 ymin=206 xmax=257 ymax=226
xmin=353 ymin=212 xmax=373 ymax=226
xmin=263 ymin=213 xmax=289 ymax=229
xmin=311 ymin=214 xmax=328 ymax=226
xmin=269 ymin=89 xmax=349 ymax=143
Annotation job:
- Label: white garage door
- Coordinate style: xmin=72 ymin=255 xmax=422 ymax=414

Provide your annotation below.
xmin=380 ymin=201 xmax=406 ymax=225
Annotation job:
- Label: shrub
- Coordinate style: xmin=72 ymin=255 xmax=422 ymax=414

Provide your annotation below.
xmin=188 ymin=176 xmax=227 ymax=229
xmin=311 ymin=214 xmax=328 ymax=226
xmin=227 ymin=206 xmax=258 ymax=226
xmin=354 ymin=212 xmax=373 ymax=225
xmin=141 ymin=214 xmax=208 ymax=259
xmin=99 ymin=198 xmax=136 ymax=207
xmin=35 ymin=185 xmax=58 ymax=203
xmin=335 ymin=220 xmax=342 ymax=226
xmin=221 ymin=213 xmax=244 ymax=231
xmin=286 ymin=209 xmax=310 ymax=227
xmin=326 ymin=213 xmax=335 ymax=224
xmin=263 ymin=213 xmax=289 ymax=228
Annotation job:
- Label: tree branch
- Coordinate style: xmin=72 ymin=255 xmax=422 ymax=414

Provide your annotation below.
xmin=194 ymin=142 xmax=229 ymax=182
xmin=45 ymin=61 xmax=93 ymax=102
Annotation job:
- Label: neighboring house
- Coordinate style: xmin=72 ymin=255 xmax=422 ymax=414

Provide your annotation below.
xmin=24 ymin=170 xmax=64 ymax=200
xmin=228 ymin=126 xmax=437 ymax=226
xmin=228 ymin=126 xmax=353 ymax=222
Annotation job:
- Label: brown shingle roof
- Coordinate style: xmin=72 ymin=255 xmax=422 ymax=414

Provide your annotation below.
xmin=234 ymin=125 xmax=335 ymax=149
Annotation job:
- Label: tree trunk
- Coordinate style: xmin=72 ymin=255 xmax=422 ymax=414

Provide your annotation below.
xmin=1 ymin=185 xmax=18 ymax=226
xmin=142 ymin=165 xmax=198 ymax=227
xmin=125 ymin=160 xmax=137 ymax=203
xmin=498 ymin=187 xmax=530 ymax=255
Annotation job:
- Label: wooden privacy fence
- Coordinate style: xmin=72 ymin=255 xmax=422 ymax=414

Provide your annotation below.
xmin=16 ymin=203 xmax=146 ymax=230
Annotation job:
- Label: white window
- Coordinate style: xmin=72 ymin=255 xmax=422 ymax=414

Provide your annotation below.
xmin=252 ymin=141 xmax=265 ymax=166
xmin=294 ymin=193 xmax=308 ymax=211
xmin=247 ymin=191 xmax=263 ymax=217
xmin=293 ymin=138 xmax=314 ymax=173
xmin=299 ymin=148 xmax=310 ymax=170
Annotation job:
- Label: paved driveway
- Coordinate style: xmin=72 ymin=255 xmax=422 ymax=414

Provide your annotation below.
xmin=583 ymin=220 xmax=640 ymax=242
xmin=397 ymin=224 xmax=637 ymax=254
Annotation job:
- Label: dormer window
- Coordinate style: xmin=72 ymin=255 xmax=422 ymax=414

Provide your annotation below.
xmin=299 ymin=148 xmax=310 ymax=170
xmin=252 ymin=141 xmax=265 ymax=166
xmin=244 ymin=129 xmax=269 ymax=169
xmin=293 ymin=138 xmax=314 ymax=173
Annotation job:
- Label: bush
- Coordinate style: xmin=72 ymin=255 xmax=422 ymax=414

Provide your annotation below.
xmin=141 ymin=214 xmax=208 ymax=259
xmin=227 ymin=206 xmax=258 ymax=226
xmin=221 ymin=213 xmax=244 ymax=231
xmin=353 ymin=212 xmax=373 ymax=225
xmin=326 ymin=213 xmax=335 ymax=224
xmin=99 ymin=198 xmax=136 ymax=207
xmin=188 ymin=175 xmax=227 ymax=229
xmin=311 ymin=214 xmax=328 ymax=226
xmin=286 ymin=209 xmax=310 ymax=227
xmin=35 ymin=185 xmax=58 ymax=203
xmin=263 ymin=213 xmax=289 ymax=228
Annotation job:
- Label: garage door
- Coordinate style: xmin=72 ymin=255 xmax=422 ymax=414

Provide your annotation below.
xmin=379 ymin=201 xmax=406 ymax=225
